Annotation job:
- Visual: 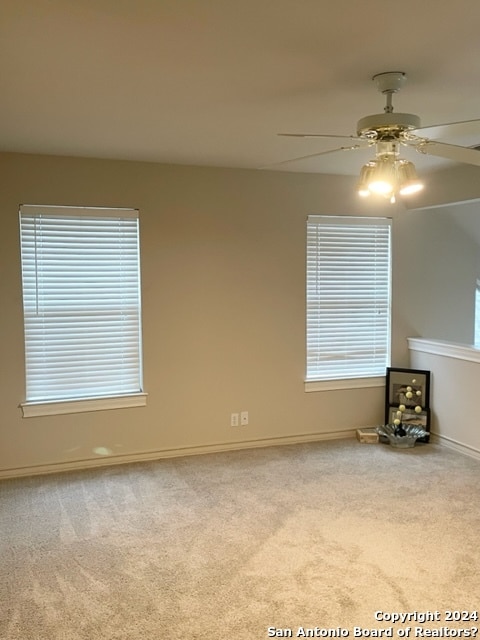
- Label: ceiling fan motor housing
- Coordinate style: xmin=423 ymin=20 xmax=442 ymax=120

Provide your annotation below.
xmin=356 ymin=112 xmax=421 ymax=139
xmin=372 ymin=71 xmax=407 ymax=94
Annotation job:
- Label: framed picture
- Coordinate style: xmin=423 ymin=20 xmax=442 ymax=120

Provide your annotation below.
xmin=385 ymin=367 xmax=430 ymax=411
xmin=387 ymin=405 xmax=431 ymax=443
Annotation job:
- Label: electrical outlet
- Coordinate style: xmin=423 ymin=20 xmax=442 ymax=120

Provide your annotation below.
xmin=240 ymin=411 xmax=249 ymax=426
xmin=230 ymin=413 xmax=239 ymax=427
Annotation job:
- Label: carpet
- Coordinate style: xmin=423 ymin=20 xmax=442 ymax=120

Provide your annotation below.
xmin=1 ymin=439 xmax=479 ymax=639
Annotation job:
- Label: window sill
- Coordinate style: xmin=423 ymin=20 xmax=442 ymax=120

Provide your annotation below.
xmin=20 ymin=392 xmax=148 ymax=418
xmin=304 ymin=377 xmax=385 ymax=392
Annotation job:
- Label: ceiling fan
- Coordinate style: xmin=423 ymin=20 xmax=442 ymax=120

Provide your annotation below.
xmin=276 ymin=71 xmax=480 ymax=203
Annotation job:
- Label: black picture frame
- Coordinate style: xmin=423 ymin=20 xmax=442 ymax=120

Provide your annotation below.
xmin=385 ymin=367 xmax=430 ymax=413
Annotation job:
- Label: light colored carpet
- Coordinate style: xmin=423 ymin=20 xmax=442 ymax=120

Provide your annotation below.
xmin=1 ymin=439 xmax=479 ymax=639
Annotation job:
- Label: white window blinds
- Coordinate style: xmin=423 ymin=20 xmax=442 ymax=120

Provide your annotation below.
xmin=475 ymin=279 xmax=480 ymax=348
xmin=19 ymin=205 xmax=143 ymax=403
xmin=306 ymin=215 xmax=391 ymax=381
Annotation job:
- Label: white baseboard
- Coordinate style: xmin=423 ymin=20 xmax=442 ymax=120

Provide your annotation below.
xmin=430 ymin=432 xmax=480 ymax=462
xmin=0 ymin=429 xmax=356 ymax=480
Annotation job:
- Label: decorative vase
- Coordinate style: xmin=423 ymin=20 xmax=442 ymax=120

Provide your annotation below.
xmin=375 ymin=423 xmax=429 ymax=448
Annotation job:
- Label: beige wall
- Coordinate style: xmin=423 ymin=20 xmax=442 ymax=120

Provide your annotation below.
xmin=410 ymin=341 xmax=480 ymax=458
xmin=394 ymin=204 xmax=478 ymax=344
xmin=407 ymin=168 xmax=480 ymax=344
xmin=0 ymin=152 xmax=476 ymax=475
xmin=407 ymin=164 xmax=480 ymax=210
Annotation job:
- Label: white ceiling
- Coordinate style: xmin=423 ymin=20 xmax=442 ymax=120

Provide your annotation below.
xmin=2 ymin=0 xmax=480 ymax=176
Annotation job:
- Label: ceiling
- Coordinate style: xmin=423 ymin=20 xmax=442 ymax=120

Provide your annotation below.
xmin=2 ymin=0 xmax=480 ymax=176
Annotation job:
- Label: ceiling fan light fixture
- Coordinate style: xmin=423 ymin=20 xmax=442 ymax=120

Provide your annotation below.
xmin=357 ymin=157 xmax=423 ymax=201
xmin=357 ymin=164 xmax=374 ymax=197
xmin=358 ymin=187 xmax=371 ymax=198
xmin=398 ymin=161 xmax=424 ymax=195
xmin=400 ymin=182 xmax=424 ymax=196
xmin=367 ymin=158 xmax=396 ymax=195
xmin=368 ymin=178 xmax=394 ymax=195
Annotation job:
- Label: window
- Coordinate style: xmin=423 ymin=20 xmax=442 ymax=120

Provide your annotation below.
xmin=19 ymin=205 xmax=146 ymax=417
xmin=475 ymin=279 xmax=480 ymax=348
xmin=306 ymin=215 xmax=392 ymax=389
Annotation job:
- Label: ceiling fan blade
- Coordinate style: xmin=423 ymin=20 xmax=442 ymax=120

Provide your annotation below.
xmin=278 ymin=133 xmax=362 ymax=140
xmin=417 ymin=140 xmax=480 ymax=166
xmin=260 ymin=142 xmax=370 ymax=169
xmin=410 ymin=119 xmax=480 ymax=141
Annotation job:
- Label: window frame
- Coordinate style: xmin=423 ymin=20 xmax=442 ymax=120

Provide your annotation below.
xmin=475 ymin=279 xmax=480 ymax=348
xmin=305 ymin=215 xmax=392 ymax=391
xmin=19 ymin=204 xmax=147 ymax=417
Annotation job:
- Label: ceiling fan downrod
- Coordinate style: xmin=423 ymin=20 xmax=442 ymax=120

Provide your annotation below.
xmin=373 ymin=71 xmax=406 ymax=114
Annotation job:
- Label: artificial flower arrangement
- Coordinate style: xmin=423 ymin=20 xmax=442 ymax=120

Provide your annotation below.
xmin=391 ymin=379 xmax=423 ymax=436
xmin=377 ymin=377 xmax=429 ymax=447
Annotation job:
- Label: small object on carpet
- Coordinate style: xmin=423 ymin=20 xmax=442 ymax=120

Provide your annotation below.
xmin=356 ymin=428 xmax=379 ymax=444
